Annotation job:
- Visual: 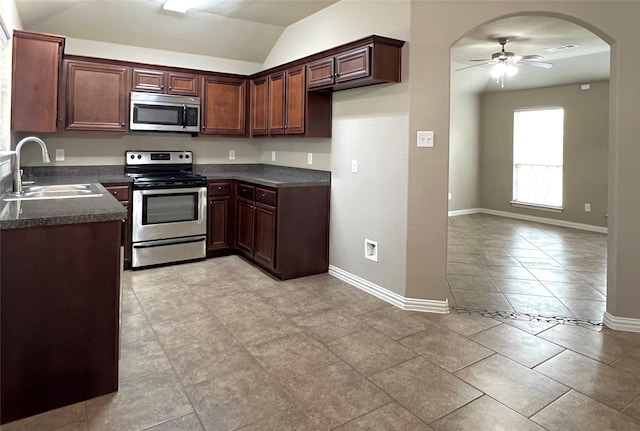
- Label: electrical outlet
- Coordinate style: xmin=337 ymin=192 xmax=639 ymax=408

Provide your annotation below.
xmin=585 ymin=203 xmax=591 ymax=212
xmin=448 ymin=192 xmax=452 ymax=200
xmin=351 ymin=159 xmax=358 ymax=173
xmin=307 ymin=153 xmax=313 ymax=165
xmin=417 ymin=131 xmax=434 ymax=148
xmin=55 ymin=149 xmax=64 ymax=161
xmin=229 ymin=150 xmax=236 ymax=160
xmin=271 ymin=151 xmax=276 ymax=162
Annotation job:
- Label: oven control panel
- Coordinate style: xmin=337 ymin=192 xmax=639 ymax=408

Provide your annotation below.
xmin=126 ymin=151 xmax=193 ymax=165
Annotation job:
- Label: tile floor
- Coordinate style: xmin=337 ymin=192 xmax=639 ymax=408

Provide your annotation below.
xmin=448 ymin=213 xmax=607 ymax=321
xmin=3 ymin=254 xmax=640 ymax=431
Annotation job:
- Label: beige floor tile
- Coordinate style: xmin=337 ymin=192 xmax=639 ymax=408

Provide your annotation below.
xmin=455 ymin=354 xmax=569 ymax=417
xmin=450 ymin=289 xmax=514 ymax=312
xmin=333 ymin=402 xmax=433 ymax=431
xmin=558 ymin=297 xmax=606 ymax=320
xmin=143 ymin=413 xmax=204 ymax=431
xmin=247 ymin=332 xmax=341 ymax=380
xmin=358 ymin=307 xmax=436 ymax=339
xmin=291 ymin=307 xmax=367 ymax=343
xmin=236 ymin=407 xmax=321 ymax=431
xmin=493 ymin=278 xmax=553 ymax=296
xmin=538 ymin=324 xmax=637 ymax=364
xmin=137 ymin=290 xmax=210 ymax=323
xmin=531 ymin=390 xmax=640 ymax=431
xmin=534 ymin=350 xmax=640 ymax=410
xmin=120 ymin=288 xmax=143 ymax=318
xmin=529 ymin=269 xmax=589 ymax=284
xmin=400 ymin=325 xmax=493 ymax=372
xmin=498 ymin=318 xmax=557 ymax=335
xmin=151 ymin=311 xmax=237 ymax=351
xmin=542 ymin=282 xmax=606 ymax=300
xmin=283 ymin=362 xmax=391 ymax=430
xmin=470 ymin=323 xmax=565 ymax=367
xmin=120 ymin=310 xmax=155 ymax=344
xmin=623 ymin=396 xmax=640 ymax=422
xmin=371 ymin=357 xmax=481 ymax=424
xmin=424 ymin=313 xmax=502 ymax=337
xmin=486 ymin=265 xmax=536 ymax=280
xmin=446 ymin=275 xmax=499 ymax=291
xmin=86 ymin=370 xmax=193 ymax=431
xmin=0 ymin=402 xmax=86 ymax=431
xmin=186 ymin=367 xmax=294 ymax=431
xmin=432 ymin=395 xmax=545 ymax=431
xmin=612 ymin=346 xmax=640 ymax=378
xmin=504 ymin=293 xmax=574 ymax=317
xmin=119 ymin=337 xmax=172 ymax=382
xmin=447 ymin=262 xmax=489 ymax=276
xmin=323 ymin=288 xmax=392 ymax=316
xmin=166 ymin=342 xmax=258 ymax=387
xmin=327 ymin=328 xmax=416 ymax=376
xmin=264 ymin=288 xmax=334 ymax=317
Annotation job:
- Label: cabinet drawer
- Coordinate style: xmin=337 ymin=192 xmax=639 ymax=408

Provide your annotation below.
xmin=208 ymin=182 xmax=231 ymax=196
xmin=104 ymin=185 xmax=130 ymax=201
xmin=255 ymin=188 xmax=276 ymax=207
xmin=237 ymin=183 xmax=255 ymax=200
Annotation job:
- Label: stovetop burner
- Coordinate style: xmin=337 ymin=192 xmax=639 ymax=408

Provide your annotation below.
xmin=125 ymin=150 xmax=207 ymax=189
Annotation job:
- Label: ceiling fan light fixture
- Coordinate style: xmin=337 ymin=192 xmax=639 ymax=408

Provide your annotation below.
xmin=490 ymin=62 xmax=506 ymax=78
xmin=163 ymin=0 xmax=203 ymax=13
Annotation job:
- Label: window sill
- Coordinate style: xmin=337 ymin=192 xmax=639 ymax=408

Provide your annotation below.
xmin=510 ymin=201 xmax=563 ymax=213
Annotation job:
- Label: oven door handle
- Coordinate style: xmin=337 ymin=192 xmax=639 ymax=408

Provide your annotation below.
xmin=133 ymin=235 xmax=206 ymax=249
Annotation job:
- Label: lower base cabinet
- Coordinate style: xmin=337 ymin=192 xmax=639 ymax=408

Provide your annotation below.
xmin=0 ymin=221 xmax=121 ymax=424
xmin=102 ymin=183 xmax=132 ymax=268
xmin=207 ymin=180 xmax=329 ymax=279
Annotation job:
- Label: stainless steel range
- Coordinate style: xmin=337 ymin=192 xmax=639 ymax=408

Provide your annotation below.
xmin=125 ymin=150 xmax=207 ymax=268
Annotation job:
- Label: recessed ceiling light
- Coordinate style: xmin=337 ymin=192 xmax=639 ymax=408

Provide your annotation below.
xmin=163 ymin=0 xmax=203 ymax=14
xmin=544 ymin=44 xmax=578 ymax=53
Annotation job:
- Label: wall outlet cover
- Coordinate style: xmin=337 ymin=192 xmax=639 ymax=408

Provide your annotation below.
xmin=307 ymin=153 xmax=313 ymax=165
xmin=229 ymin=150 xmax=236 ymax=160
xmin=271 ymin=151 xmax=276 ymax=162
xmin=55 ymin=149 xmax=64 ymax=161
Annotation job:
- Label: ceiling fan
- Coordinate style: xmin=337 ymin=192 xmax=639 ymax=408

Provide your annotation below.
xmin=457 ymin=38 xmax=554 ymax=87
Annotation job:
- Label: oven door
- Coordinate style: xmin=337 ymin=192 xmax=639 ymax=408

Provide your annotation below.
xmin=132 ymin=187 xmax=207 ymax=242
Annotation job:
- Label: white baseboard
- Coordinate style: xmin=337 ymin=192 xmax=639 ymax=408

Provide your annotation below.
xmin=328 ymin=265 xmax=449 ymax=314
xmin=448 ymin=207 xmax=607 ymax=234
xmin=603 ymin=312 xmax=640 ymax=333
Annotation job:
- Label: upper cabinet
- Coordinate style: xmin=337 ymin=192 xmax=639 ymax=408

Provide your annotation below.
xmin=131 ymin=68 xmax=199 ymax=96
xmin=61 ymin=59 xmax=129 ymax=132
xmin=252 ymin=65 xmax=331 ymax=138
xmin=306 ymin=36 xmax=404 ymax=91
xmin=201 ymin=76 xmax=247 ymax=136
xmin=11 ymin=30 xmax=65 ymax=133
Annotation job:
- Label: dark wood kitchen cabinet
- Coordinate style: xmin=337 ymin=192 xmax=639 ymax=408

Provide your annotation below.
xmin=250 ymin=76 xmax=268 ymax=136
xmin=1 ymin=221 xmax=121 ymax=424
xmin=61 ymin=58 xmax=129 ymax=131
xmin=11 ymin=30 xmax=65 ymax=132
xmin=207 ymin=180 xmax=235 ymax=257
xmin=306 ymin=36 xmax=404 ymax=91
xmin=103 ymin=183 xmax=132 ymax=268
xmin=131 ymin=68 xmax=199 ymax=96
xmin=235 ymin=182 xmax=329 ymax=279
xmin=201 ymin=76 xmax=247 ymax=135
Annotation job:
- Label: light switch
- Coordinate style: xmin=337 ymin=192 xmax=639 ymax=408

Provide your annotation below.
xmin=307 ymin=153 xmax=313 ymax=165
xmin=417 ymin=131 xmax=434 ymax=148
xmin=271 ymin=151 xmax=276 ymax=162
xmin=229 ymin=150 xmax=236 ymax=160
xmin=55 ymin=149 xmax=64 ymax=161
xmin=351 ymin=159 xmax=358 ymax=173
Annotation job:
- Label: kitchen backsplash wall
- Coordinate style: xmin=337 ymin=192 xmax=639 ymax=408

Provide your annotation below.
xmin=14 ymin=132 xmax=333 ymax=171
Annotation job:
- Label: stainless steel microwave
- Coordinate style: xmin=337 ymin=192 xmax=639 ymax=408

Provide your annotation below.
xmin=130 ymin=92 xmax=200 ymax=133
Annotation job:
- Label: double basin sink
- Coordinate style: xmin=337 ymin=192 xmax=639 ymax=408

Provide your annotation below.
xmin=3 ymin=183 xmax=104 ymax=201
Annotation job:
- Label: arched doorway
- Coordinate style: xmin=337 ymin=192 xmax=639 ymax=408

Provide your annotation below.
xmin=446 ymin=14 xmax=610 ymax=323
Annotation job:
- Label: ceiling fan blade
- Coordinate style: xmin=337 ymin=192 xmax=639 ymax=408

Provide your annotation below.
xmin=468 ymin=59 xmax=492 ymax=62
xmin=455 ymin=62 xmax=492 ymax=71
xmin=521 ymin=55 xmax=543 ymax=60
xmin=525 ymin=61 xmax=554 ymax=69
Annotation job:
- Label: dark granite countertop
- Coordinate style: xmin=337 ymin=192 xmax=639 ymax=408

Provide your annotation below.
xmin=0 ymin=183 xmax=126 ymax=230
xmin=196 ymin=164 xmax=331 ymax=188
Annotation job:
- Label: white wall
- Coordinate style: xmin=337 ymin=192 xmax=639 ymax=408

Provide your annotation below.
xmin=264 ymin=0 xmax=411 ymax=295
xmin=0 ymin=0 xmax=21 ymax=152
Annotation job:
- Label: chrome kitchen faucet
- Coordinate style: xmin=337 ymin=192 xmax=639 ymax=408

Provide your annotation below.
xmin=13 ymin=136 xmax=51 ymax=194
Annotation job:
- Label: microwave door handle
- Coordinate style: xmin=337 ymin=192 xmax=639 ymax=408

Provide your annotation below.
xmin=182 ymin=105 xmax=187 ymax=128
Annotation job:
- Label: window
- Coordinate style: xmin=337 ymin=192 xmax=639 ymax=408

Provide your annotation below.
xmin=512 ymin=106 xmax=564 ymax=209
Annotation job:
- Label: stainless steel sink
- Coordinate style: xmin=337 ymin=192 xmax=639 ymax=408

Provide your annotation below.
xmin=3 ymin=183 xmax=104 ymax=201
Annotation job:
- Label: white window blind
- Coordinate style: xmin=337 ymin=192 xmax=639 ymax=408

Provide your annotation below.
xmin=513 ymin=106 xmax=564 ymax=208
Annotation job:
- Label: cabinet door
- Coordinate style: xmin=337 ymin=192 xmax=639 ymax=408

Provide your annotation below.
xmin=64 ymin=60 xmax=129 ymax=131
xmin=236 ymin=198 xmax=255 ymax=254
xmin=335 ymin=46 xmax=371 ymax=83
xmin=267 ymin=71 xmax=285 ymax=135
xmin=254 ymin=203 xmax=276 ymax=269
xmin=250 ymin=77 xmax=268 ymax=136
xmin=131 ymin=68 xmax=165 ymax=93
xmin=167 ymin=72 xmax=199 ymax=96
xmin=11 ymin=31 xmax=64 ymax=132
xmin=285 ymin=66 xmax=305 ymax=135
xmin=306 ymin=57 xmax=335 ymax=89
xmin=201 ymin=76 xmax=246 ymax=135
xmin=208 ymin=198 xmax=230 ymax=251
